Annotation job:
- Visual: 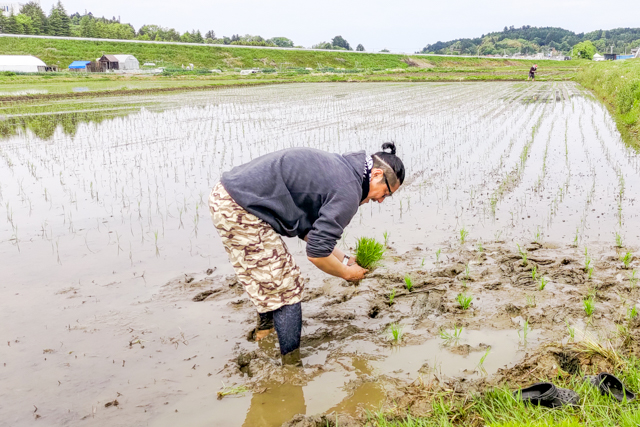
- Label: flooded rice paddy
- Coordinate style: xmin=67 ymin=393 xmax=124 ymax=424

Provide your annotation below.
xmin=1 ymin=82 xmax=640 ymax=426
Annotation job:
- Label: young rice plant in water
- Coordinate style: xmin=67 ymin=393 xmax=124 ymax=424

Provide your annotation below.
xmin=439 ymin=325 xmax=463 ymax=345
xmin=388 ymin=322 xmax=402 ymax=342
xmin=355 ymin=236 xmax=385 ymax=269
xmin=459 ymin=227 xmax=469 ymax=244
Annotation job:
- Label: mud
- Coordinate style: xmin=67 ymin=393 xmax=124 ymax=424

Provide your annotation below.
xmin=181 ymin=240 xmax=639 ymax=425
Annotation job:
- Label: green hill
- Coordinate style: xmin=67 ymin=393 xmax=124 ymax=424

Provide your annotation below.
xmin=421 ymin=26 xmax=640 ymax=56
xmin=0 ymin=35 xmax=562 ymax=70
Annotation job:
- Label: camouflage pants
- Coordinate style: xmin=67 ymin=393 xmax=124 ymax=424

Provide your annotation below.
xmin=208 ymin=182 xmax=304 ymax=313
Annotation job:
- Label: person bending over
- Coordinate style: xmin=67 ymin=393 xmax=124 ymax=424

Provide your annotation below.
xmin=529 ymin=64 xmax=537 ymax=81
xmin=209 ymin=143 xmax=405 ymax=365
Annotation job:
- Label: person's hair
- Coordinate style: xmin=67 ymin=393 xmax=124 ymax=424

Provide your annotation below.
xmin=372 ymin=142 xmax=405 ymax=187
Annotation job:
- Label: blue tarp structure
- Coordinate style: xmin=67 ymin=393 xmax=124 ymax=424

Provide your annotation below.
xmin=69 ymin=61 xmax=91 ymax=69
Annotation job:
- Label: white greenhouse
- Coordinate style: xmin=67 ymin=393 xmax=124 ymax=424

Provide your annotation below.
xmin=113 ymin=55 xmax=139 ymax=71
xmin=0 ymin=55 xmax=47 ymax=73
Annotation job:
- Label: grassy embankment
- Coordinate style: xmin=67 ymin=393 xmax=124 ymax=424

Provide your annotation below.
xmin=576 ymin=59 xmax=640 ymax=150
xmin=372 ymin=338 xmax=640 ymax=426
xmin=0 ymin=36 xmax=580 ymax=100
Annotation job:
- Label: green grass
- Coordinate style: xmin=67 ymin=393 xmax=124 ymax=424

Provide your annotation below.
xmin=371 ymin=356 xmax=640 ymax=426
xmin=576 ymin=58 xmax=640 ymax=150
xmin=0 ymin=36 xmax=582 ymax=71
xmin=355 ymin=237 xmax=386 ymax=269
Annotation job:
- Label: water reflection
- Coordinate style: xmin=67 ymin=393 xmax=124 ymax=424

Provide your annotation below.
xmin=242 ymin=357 xmax=383 ymax=427
xmin=243 ymin=383 xmax=306 ymax=427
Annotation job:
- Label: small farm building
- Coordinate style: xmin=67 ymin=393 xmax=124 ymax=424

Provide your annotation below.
xmin=98 ymin=55 xmax=120 ymax=71
xmin=97 ymin=54 xmax=139 ymax=71
xmin=68 ymin=61 xmax=91 ymax=72
xmin=0 ymin=55 xmax=46 ymax=72
xmin=593 ymin=53 xmax=604 ymax=61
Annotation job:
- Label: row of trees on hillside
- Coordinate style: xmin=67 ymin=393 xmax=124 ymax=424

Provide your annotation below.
xmin=0 ymin=1 xmax=298 ymax=47
xmin=420 ymin=25 xmax=640 ymax=56
xmin=312 ymin=35 xmax=365 ymax=51
xmin=0 ymin=1 xmax=371 ymax=51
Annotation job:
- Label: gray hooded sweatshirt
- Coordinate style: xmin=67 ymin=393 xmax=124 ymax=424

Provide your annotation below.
xmin=221 ymin=148 xmax=365 ymax=258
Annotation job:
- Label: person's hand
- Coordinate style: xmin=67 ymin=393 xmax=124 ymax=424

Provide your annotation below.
xmin=347 ymin=256 xmax=357 ymax=266
xmin=343 ymin=264 xmax=368 ymax=281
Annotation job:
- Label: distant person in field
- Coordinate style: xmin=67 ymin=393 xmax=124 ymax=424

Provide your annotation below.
xmin=209 ymin=143 xmax=405 ymax=365
xmin=529 ymin=64 xmax=537 ymax=81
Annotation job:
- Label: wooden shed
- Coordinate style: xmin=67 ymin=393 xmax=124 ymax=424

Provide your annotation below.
xmin=98 ymin=55 xmax=120 ymax=71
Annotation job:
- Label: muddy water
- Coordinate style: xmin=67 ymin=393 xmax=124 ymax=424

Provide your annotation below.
xmin=1 ymin=82 xmax=639 ymax=426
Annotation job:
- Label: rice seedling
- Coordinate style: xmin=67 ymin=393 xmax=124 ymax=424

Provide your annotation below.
xmin=628 ymin=305 xmax=638 ymax=320
xmin=565 ymin=320 xmax=575 ymax=341
xmin=154 ymin=231 xmax=160 ymax=256
xmin=435 ymin=248 xmax=441 ymax=263
xmin=456 ymin=293 xmax=472 ymax=310
xmin=620 ymin=251 xmax=633 ymax=269
xmin=477 ymin=347 xmax=491 ymax=373
xmin=518 ymin=320 xmax=531 ymax=344
xmin=421 ymin=257 xmax=425 ymax=267
xmin=404 ymin=275 xmax=413 ymax=292
xmin=459 ymin=227 xmax=469 ymax=244
xmin=477 ymin=242 xmax=484 ymax=252
xmin=464 ymin=263 xmax=470 ymax=280
xmin=538 ymin=276 xmax=548 ymax=291
xmin=584 ymin=247 xmax=592 ymax=271
xmin=439 ymin=325 xmax=463 ymax=345
xmin=629 ymin=269 xmax=638 ymax=288
xmin=355 ymin=236 xmax=385 ymax=269
xmin=526 ymin=294 xmax=536 ymax=308
xmin=530 ymin=265 xmax=538 ymax=281
xmin=587 ymin=266 xmax=594 ymax=280
xmin=383 ymin=231 xmax=389 ymax=247
xmin=388 ymin=322 xmax=403 ymax=343
xmin=583 ymin=295 xmax=595 ymax=316
xmin=533 ymin=226 xmax=542 ymax=244
xmin=615 ymin=232 xmax=624 ymax=248
xmin=217 ymin=382 xmax=249 ymax=400
xmin=388 ymin=288 xmax=396 ymax=306
xmin=516 ymin=244 xmax=528 ymax=266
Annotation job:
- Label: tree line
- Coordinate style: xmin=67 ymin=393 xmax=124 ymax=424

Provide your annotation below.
xmin=0 ymin=1 xmax=368 ymax=51
xmin=420 ymin=25 xmax=640 ymax=56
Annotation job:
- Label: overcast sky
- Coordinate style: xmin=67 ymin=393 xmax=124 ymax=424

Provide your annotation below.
xmin=42 ymin=0 xmax=640 ymax=52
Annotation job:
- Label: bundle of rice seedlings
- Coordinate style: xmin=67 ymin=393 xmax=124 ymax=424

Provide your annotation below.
xmin=355 ymin=236 xmax=385 ymax=269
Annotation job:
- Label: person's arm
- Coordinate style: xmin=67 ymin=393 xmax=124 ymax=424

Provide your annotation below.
xmin=304 ymin=235 xmax=363 ymax=280
xmin=330 ymin=245 xmax=356 ymax=266
xmin=307 ymin=254 xmax=367 ymax=281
